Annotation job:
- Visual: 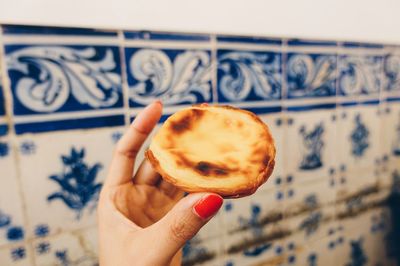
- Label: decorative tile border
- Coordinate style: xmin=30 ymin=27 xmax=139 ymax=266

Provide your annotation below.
xmin=2 ymin=25 xmax=125 ymax=134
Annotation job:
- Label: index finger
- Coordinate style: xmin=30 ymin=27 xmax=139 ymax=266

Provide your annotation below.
xmin=104 ymin=101 xmax=162 ymax=187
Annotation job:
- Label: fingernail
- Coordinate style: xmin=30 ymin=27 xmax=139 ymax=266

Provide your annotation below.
xmin=193 ymin=194 xmax=223 ymax=220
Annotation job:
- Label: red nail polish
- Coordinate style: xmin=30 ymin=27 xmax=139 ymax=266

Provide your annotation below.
xmin=193 ymin=194 xmax=223 ymax=219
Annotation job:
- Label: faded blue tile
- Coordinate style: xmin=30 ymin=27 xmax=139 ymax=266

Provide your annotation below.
xmin=0 ymin=125 xmax=7 ymax=137
xmin=383 ymin=52 xmax=400 ymax=98
xmin=287 ymin=39 xmax=337 ymax=47
xmin=0 ymin=78 xmax=7 ymax=136
xmin=342 ymin=42 xmax=384 ymax=49
xmin=6 ymin=45 xmax=123 ymax=115
xmin=2 ymin=25 xmax=117 ymax=36
xmin=217 ymin=49 xmax=282 ymax=102
xmin=124 ymin=31 xmax=210 ymax=41
xmin=0 ymin=83 xmax=4 ymax=116
xmin=217 ymin=35 xmax=282 ymax=45
xmin=286 ymin=53 xmax=337 ymax=99
xmin=125 ymin=47 xmax=213 ymax=107
xmin=338 ymin=55 xmax=382 ymax=97
xmin=14 ymin=115 xmax=124 ymax=134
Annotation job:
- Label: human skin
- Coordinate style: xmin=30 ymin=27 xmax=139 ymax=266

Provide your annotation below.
xmin=97 ymin=101 xmax=223 ymax=266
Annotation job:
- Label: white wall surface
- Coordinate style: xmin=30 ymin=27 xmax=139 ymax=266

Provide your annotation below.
xmin=0 ymin=0 xmax=399 ymax=44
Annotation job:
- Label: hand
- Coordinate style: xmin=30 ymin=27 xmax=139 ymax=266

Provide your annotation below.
xmin=97 ymin=101 xmax=223 ymax=266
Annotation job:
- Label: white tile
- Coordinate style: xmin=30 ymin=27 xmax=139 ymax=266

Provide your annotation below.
xmin=284 ymin=173 xmax=336 ymax=213
xmin=340 ymin=208 xmax=393 ymax=266
xmin=286 ymin=227 xmax=347 ymax=266
xmin=0 ymin=137 xmax=26 ymax=246
xmin=222 ymin=233 xmax=285 ymax=266
xmin=337 ymin=104 xmax=381 ymax=172
xmin=381 ymin=102 xmax=400 ymax=168
xmin=286 ymin=109 xmax=337 ymax=184
xmin=336 ymin=168 xmax=378 ymax=203
xmin=183 ymin=237 xmax=222 ymax=266
xmin=196 ymin=211 xmax=222 ymax=241
xmin=32 ymin=227 xmax=98 ymax=266
xmin=284 ymin=178 xmax=337 ymax=243
xmin=259 ymin=112 xmax=284 ymax=183
xmin=17 ymin=127 xmax=121 ymax=238
xmin=0 ymin=243 xmax=33 ymax=266
xmin=222 ymin=188 xmax=284 ymax=233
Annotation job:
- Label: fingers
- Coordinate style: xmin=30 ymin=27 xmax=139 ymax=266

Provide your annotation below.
xmin=104 ymin=101 xmax=162 ymax=187
xmin=158 ymin=180 xmax=177 ymax=197
xmin=134 ymin=158 xmax=181 ymax=198
xmin=133 ymin=159 xmax=161 ymax=186
xmin=147 ymin=193 xmax=223 ymax=262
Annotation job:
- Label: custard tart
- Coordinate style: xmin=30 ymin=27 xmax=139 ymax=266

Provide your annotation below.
xmin=146 ymin=104 xmax=276 ymax=198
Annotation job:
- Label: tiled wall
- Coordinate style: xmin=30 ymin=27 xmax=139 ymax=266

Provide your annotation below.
xmin=0 ymin=25 xmax=399 ymax=266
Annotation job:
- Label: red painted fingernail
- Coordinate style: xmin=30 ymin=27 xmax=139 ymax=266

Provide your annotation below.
xmin=193 ymin=194 xmax=223 ymax=219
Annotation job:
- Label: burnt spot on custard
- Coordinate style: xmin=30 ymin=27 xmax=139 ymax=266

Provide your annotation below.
xmin=170 ymin=150 xmax=236 ymax=177
xmin=195 ymin=161 xmax=229 ymax=176
xmin=169 ymin=109 xmax=205 ymax=134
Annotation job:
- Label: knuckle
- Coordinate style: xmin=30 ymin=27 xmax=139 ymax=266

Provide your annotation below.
xmin=114 ymin=143 xmax=138 ymax=160
xmin=169 ymin=216 xmax=196 ymax=242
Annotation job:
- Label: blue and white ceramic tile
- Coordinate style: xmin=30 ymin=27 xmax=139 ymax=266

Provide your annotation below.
xmin=337 ymin=104 xmax=381 ymax=171
xmin=3 ymin=25 xmax=124 ymax=134
xmin=338 ymin=44 xmax=383 ymax=103
xmin=32 ymin=226 xmax=98 ymax=265
xmin=0 ymin=137 xmax=26 ymax=247
xmin=223 ymin=187 xmax=285 ymax=234
xmin=286 ymin=109 xmax=337 ymax=183
xmin=383 ymin=48 xmax=400 ymax=101
xmin=285 ymin=226 xmax=347 ymax=266
xmin=216 ymin=35 xmax=282 ymax=110
xmin=16 ymin=128 xmax=119 ymax=237
xmin=183 ymin=236 xmax=222 ymax=266
xmin=381 ymin=102 xmax=400 ymax=168
xmin=340 ymin=208 xmax=394 ymax=266
xmin=259 ymin=112 xmax=284 ymax=184
xmin=0 ymin=61 xmax=7 ymax=137
xmin=223 ymin=225 xmax=285 ymax=266
xmin=196 ymin=212 xmax=222 ymax=242
xmin=286 ymin=40 xmax=337 ymax=101
xmin=0 ymin=243 xmax=33 ymax=266
xmin=284 ymin=179 xmax=336 ymax=243
xmin=336 ymin=167 xmax=378 ymax=205
xmin=124 ymin=31 xmax=213 ymax=118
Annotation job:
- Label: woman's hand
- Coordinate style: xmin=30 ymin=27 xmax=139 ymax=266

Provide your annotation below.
xmin=97 ymin=101 xmax=223 ymax=266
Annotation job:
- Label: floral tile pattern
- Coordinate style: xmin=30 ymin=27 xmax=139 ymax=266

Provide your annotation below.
xmin=3 ymin=26 xmax=125 ymax=134
xmin=286 ymin=109 xmax=337 ymax=183
xmin=0 ymin=138 xmax=26 ymax=247
xmin=216 ymin=36 xmax=282 ymax=107
xmin=16 ymin=128 xmax=117 ymax=238
xmin=124 ymin=32 xmax=213 ymax=119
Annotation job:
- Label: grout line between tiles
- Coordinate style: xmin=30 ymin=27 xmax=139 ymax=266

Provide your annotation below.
xmin=2 ymin=35 xmax=120 ymax=45
xmin=117 ymin=30 xmax=131 ymax=128
xmin=0 ymin=26 xmax=36 ymax=266
xmin=210 ymin=34 xmax=218 ymax=104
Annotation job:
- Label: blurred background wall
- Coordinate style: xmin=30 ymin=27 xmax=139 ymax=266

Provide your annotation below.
xmin=0 ymin=1 xmax=400 ymax=265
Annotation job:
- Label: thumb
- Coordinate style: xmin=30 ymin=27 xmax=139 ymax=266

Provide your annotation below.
xmin=148 ymin=193 xmax=223 ymax=262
